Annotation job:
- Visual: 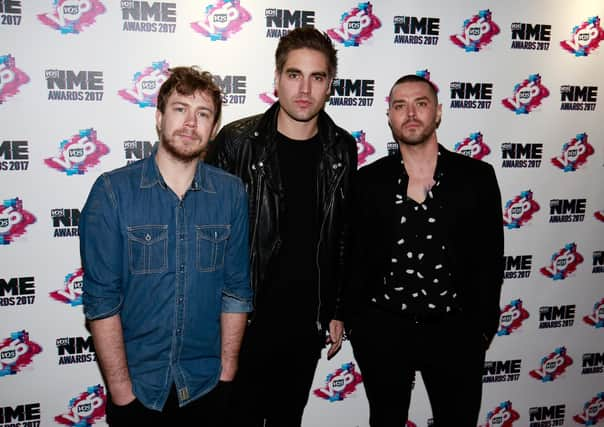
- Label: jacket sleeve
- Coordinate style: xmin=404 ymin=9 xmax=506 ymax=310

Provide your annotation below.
xmin=477 ymin=163 xmax=505 ymax=341
xmin=206 ymin=126 xmax=234 ymax=173
xmin=80 ymin=174 xmax=124 ymax=320
xmin=222 ymin=179 xmax=253 ymax=313
xmin=333 ymin=132 xmax=358 ymax=322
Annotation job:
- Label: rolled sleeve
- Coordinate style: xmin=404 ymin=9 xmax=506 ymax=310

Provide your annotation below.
xmin=79 ymin=174 xmax=124 ymax=320
xmin=221 ymin=180 xmax=253 ymax=313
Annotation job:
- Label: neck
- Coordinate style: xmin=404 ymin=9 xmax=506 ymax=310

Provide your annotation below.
xmin=399 ymin=137 xmax=438 ymax=177
xmin=276 ymin=107 xmax=319 ymax=140
xmin=155 ymin=146 xmax=198 ymax=199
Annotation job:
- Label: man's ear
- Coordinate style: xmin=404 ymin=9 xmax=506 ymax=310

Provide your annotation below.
xmin=155 ymin=109 xmax=162 ymax=136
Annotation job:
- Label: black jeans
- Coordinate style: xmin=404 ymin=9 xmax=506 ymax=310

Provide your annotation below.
xmin=106 ymin=382 xmax=228 ymax=427
xmin=226 ymin=319 xmax=323 ymax=427
xmin=350 ymin=306 xmax=486 ymax=427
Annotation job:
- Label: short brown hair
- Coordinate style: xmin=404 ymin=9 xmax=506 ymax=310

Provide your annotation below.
xmin=275 ymin=27 xmax=337 ymax=78
xmin=157 ymin=66 xmax=222 ymax=126
xmin=389 ymin=74 xmax=439 ymax=106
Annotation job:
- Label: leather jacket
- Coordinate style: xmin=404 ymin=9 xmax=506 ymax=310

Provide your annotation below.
xmin=206 ymin=102 xmax=357 ymax=329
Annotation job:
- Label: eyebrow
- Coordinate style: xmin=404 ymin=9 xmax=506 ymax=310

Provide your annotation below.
xmin=284 ymin=67 xmax=328 ymax=78
xmin=170 ymin=100 xmax=214 ymax=114
xmin=391 ymin=96 xmax=430 ymax=104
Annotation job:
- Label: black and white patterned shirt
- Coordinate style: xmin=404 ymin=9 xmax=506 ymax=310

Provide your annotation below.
xmin=372 ymin=153 xmax=460 ymax=316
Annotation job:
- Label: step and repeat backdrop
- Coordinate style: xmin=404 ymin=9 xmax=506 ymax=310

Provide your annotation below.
xmin=2 ymin=1 xmax=604 ymax=426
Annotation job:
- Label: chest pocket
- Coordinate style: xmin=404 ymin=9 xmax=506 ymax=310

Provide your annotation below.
xmin=196 ymin=225 xmax=231 ymax=272
xmin=127 ymin=225 xmax=168 ymax=274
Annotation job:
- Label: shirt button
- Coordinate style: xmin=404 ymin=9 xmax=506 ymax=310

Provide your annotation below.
xmin=180 ymin=264 xmax=185 ymax=272
xmin=180 ymin=234 xmax=185 ymax=240
xmin=176 ymin=329 xmax=182 ymax=335
xmin=178 ymin=297 xmax=184 ymax=303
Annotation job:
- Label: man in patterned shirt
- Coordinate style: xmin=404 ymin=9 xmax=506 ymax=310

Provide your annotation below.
xmin=346 ymin=74 xmax=504 ymax=427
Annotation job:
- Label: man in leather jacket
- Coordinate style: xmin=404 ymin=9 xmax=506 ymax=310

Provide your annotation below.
xmin=206 ymin=27 xmax=357 ymax=427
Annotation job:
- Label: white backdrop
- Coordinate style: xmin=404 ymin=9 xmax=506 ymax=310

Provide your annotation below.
xmin=1 ymin=1 xmax=604 ymax=426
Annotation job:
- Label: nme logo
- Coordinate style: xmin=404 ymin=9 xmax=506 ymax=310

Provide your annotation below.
xmin=329 ymin=79 xmax=375 ymax=107
xmin=393 ymin=16 xmax=439 ymax=45
xmin=213 ymin=74 xmax=246 ymax=105
xmin=539 ymin=305 xmax=575 ymax=328
xmin=501 ymin=143 xmax=542 ymax=168
xmin=265 ymin=8 xmax=314 ymax=28
xmin=0 ymin=140 xmax=29 ymax=171
xmin=549 ymin=199 xmax=586 ymax=223
xmin=57 ymin=336 xmax=96 ymax=365
xmin=483 ymin=359 xmax=522 ymax=383
xmin=0 ymin=402 xmax=41 ymax=425
xmin=0 ymin=276 xmax=35 ymax=306
xmin=510 ymin=22 xmax=551 ymax=50
xmin=560 ymin=85 xmax=598 ymax=111
xmin=503 ymin=255 xmax=532 ymax=279
xmin=124 ymin=140 xmax=154 ymax=164
xmin=582 ymin=352 xmax=604 ymax=374
xmin=449 ymin=82 xmax=492 ymax=109
xmin=529 ymin=404 xmax=565 ymax=426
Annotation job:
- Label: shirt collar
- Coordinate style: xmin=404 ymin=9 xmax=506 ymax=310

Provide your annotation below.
xmin=140 ymin=150 xmax=215 ymax=193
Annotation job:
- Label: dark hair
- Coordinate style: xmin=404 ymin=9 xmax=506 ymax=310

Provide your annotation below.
xmin=157 ymin=66 xmax=222 ymax=125
xmin=389 ymin=74 xmax=439 ymax=105
xmin=275 ymin=27 xmax=337 ymax=78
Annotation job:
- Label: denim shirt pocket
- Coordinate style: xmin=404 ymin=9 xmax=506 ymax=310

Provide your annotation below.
xmin=196 ymin=225 xmax=231 ymax=272
xmin=127 ymin=225 xmax=169 ymax=274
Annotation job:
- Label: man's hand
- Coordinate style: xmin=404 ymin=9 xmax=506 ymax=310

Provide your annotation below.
xmin=326 ymin=319 xmax=344 ymax=360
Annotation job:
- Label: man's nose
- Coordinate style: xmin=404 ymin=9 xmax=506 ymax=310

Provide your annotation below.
xmin=299 ymin=77 xmax=311 ymax=94
xmin=184 ymin=111 xmax=197 ymax=127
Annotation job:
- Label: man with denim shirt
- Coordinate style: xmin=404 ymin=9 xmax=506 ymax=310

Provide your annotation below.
xmin=80 ymin=67 xmax=252 ymax=426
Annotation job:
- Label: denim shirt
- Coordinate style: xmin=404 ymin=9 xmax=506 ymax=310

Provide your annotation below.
xmin=80 ymin=153 xmax=252 ymax=410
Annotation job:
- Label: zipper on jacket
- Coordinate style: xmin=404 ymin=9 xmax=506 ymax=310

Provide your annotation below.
xmin=250 ymin=160 xmax=265 ymax=317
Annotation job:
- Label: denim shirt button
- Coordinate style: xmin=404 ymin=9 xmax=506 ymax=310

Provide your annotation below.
xmin=180 ymin=264 xmax=185 ymax=272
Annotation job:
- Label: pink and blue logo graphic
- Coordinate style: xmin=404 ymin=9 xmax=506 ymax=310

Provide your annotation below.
xmin=497 ymin=299 xmax=530 ymax=336
xmin=454 ymin=132 xmax=490 ymax=160
xmin=551 ymin=133 xmax=594 ymax=172
xmin=583 ymin=298 xmax=604 ymax=328
xmin=327 ymin=2 xmax=381 ymax=47
xmin=480 ymin=401 xmax=520 ymax=427
xmin=0 ymin=330 xmax=43 ymax=376
xmin=596 ymin=211 xmax=604 ymax=222
xmin=529 ymin=347 xmax=573 ymax=382
xmin=313 ymin=362 xmax=363 ymax=402
xmin=50 ymin=268 xmax=84 ymax=307
xmin=55 ymin=385 xmax=106 ymax=426
xmin=574 ymin=392 xmax=604 ymax=425
xmin=44 ymin=128 xmax=109 ymax=175
xmin=38 ymin=0 xmax=106 ymax=34
xmin=503 ymin=190 xmax=540 ymax=229
xmin=540 ymin=243 xmax=584 ymax=280
xmin=502 ymin=74 xmax=549 ymax=114
xmin=118 ymin=61 xmax=170 ymax=108
xmin=191 ymin=1 xmax=251 ymax=41
xmin=353 ymin=130 xmax=374 ymax=166
xmin=561 ymin=16 xmax=604 ymax=57
xmin=0 ymin=54 xmax=29 ymax=105
xmin=259 ymin=88 xmax=277 ymax=106
xmin=450 ymin=9 xmax=500 ymax=52
xmin=0 ymin=198 xmax=36 ymax=245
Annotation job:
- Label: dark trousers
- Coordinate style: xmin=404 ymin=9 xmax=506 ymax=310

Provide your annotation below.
xmin=350 ymin=306 xmax=486 ymax=427
xmin=226 ymin=320 xmax=322 ymax=427
xmin=106 ymin=383 xmax=226 ymax=427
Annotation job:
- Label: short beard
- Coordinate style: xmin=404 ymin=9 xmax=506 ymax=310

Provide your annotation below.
xmin=161 ymin=135 xmax=204 ymax=163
